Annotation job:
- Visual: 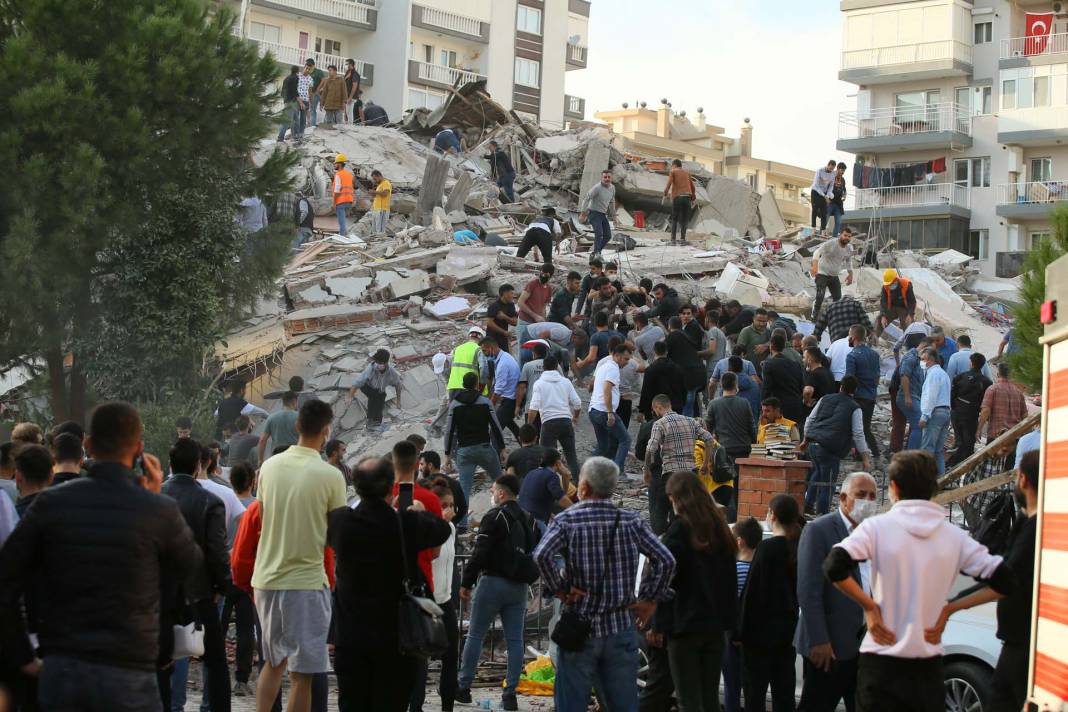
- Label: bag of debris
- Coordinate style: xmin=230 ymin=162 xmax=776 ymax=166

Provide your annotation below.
xmin=613 ymin=233 xmax=637 ymax=251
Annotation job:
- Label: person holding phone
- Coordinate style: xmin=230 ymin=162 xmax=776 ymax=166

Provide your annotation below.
xmin=389 ymin=440 xmax=443 ymax=596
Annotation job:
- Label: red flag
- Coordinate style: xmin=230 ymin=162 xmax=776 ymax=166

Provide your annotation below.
xmin=1026 ymin=12 xmax=1054 ymax=56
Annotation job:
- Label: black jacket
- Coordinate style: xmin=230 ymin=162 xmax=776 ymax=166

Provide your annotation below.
xmin=444 ymin=389 xmax=507 ymax=455
xmin=641 ymin=288 xmax=681 ymax=325
xmin=281 ymin=73 xmax=299 ymax=103
xmin=722 ymin=306 xmax=757 ymax=338
xmin=0 ymin=462 xmax=201 ymax=670
xmin=740 ymin=534 xmax=798 ymax=649
xmin=328 ymin=497 xmax=450 ymax=653
xmin=215 ymin=395 xmax=247 ymax=437
xmin=161 ymin=474 xmax=231 ymax=603
xmin=666 ymin=330 xmax=706 ymax=391
xmin=462 ymin=500 xmax=537 ymax=588
xmin=488 ymin=148 xmax=515 ymax=178
xmin=634 ymin=418 xmax=662 ymax=478
xmin=761 ymin=354 xmax=806 ymax=425
xmin=639 ymin=358 xmax=687 ymax=417
xmin=656 ymin=519 xmax=737 ymax=636
xmin=952 ymin=369 xmax=992 ymax=414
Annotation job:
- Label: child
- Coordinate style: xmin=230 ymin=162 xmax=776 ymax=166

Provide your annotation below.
xmin=725 ymin=517 xmax=763 ymax=712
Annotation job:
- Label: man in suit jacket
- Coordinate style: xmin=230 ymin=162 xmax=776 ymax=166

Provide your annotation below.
xmin=794 ymin=471 xmax=878 ymax=711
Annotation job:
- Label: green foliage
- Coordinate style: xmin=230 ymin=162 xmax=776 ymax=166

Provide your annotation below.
xmin=1008 ymin=205 xmax=1068 ymax=390
xmin=138 ymin=393 xmax=216 ymax=461
xmin=0 ymin=0 xmax=296 ymax=418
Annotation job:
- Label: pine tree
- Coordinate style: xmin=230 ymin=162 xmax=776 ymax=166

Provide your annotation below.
xmin=1008 ymin=204 xmax=1068 ymax=390
xmin=0 ymin=0 xmax=296 ymax=418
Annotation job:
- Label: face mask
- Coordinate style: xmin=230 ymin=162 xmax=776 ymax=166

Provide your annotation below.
xmin=851 ymin=499 xmax=878 ymax=523
xmin=539 ymin=275 xmax=550 ymax=283
xmin=921 ymin=362 xmax=930 ymax=371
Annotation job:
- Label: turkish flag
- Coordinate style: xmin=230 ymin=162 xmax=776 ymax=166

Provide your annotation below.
xmin=1026 ymin=12 xmax=1054 ymax=56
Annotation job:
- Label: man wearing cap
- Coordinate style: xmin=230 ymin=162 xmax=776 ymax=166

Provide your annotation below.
xmin=517 ymin=207 xmax=561 ymax=266
xmin=333 ymin=154 xmax=355 ymax=236
xmin=876 ymin=268 xmax=915 ymax=342
xmin=447 ymin=326 xmax=486 ymax=395
xmin=348 ymin=349 xmax=403 ymax=431
xmin=486 ymin=140 xmax=515 ymax=203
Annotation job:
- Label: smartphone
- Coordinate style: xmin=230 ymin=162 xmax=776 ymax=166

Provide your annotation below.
xmin=131 ymin=455 xmax=146 ymax=486
xmin=397 ymin=482 xmax=414 ymax=512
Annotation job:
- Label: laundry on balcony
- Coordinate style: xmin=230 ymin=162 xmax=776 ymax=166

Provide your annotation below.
xmin=852 ymin=158 xmax=946 ymax=190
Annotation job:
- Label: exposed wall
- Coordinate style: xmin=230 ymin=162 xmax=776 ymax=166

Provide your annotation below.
xmin=485 ymin=0 xmax=517 ymax=109
xmin=351 ymin=0 xmax=411 ymax=118
xmin=540 ymin=0 xmax=568 ymax=127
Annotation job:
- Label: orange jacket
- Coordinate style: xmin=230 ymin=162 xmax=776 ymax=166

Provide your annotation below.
xmin=230 ymin=499 xmax=336 ymax=594
xmin=882 ymin=276 xmax=916 ymax=313
xmin=333 ymin=168 xmax=354 ymax=206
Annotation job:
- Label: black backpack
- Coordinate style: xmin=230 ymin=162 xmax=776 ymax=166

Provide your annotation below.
xmin=973 ymin=491 xmax=1018 ymax=556
xmin=499 ymin=507 xmax=541 ymax=585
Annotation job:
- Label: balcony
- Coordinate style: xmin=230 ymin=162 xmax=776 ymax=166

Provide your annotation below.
xmin=245 ymin=37 xmax=374 ymax=85
xmin=564 ymin=95 xmax=585 ymax=120
xmin=837 ymin=102 xmax=972 ymax=153
xmin=997 ymin=106 xmax=1068 ymax=146
xmin=566 ymin=42 xmax=588 ymax=69
xmin=411 ymin=4 xmax=488 ymax=43
xmin=839 ymin=40 xmax=972 ymax=85
xmin=845 ymin=183 xmax=971 ymax=220
xmin=569 ymin=0 xmax=591 ymax=16
xmin=996 ymin=181 xmax=1068 ymax=219
xmin=407 ymin=60 xmax=484 ymax=91
xmin=1001 ymin=32 xmax=1068 ymax=68
xmin=249 ymin=0 xmax=376 ymax=31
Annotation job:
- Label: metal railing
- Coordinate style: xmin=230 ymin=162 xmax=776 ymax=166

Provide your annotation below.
xmin=412 ymin=59 xmax=484 ymax=86
xmin=1001 ymin=32 xmax=1068 ymax=59
xmin=997 ymin=181 xmax=1068 ymax=205
xmin=244 ymin=36 xmax=370 ymax=78
xmin=838 ymin=102 xmax=971 ymax=140
xmin=841 ymin=39 xmax=972 ymax=70
xmin=255 ymin=0 xmax=373 ymax=24
xmin=853 ymin=183 xmax=971 ymax=210
xmin=418 ymin=4 xmax=484 ymax=38
xmin=567 ymin=42 xmax=587 ymax=63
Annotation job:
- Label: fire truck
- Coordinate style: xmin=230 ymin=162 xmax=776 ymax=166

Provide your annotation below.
xmin=1028 ymin=252 xmax=1068 ymax=708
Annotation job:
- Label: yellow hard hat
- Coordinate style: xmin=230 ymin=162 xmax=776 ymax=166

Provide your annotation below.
xmin=883 ymin=268 xmax=898 ymax=285
xmin=334 ymin=153 xmax=347 ymax=164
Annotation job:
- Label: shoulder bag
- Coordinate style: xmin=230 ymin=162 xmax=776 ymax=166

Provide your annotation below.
xmin=395 ymin=510 xmax=449 ymax=658
xmin=550 ymin=509 xmax=621 ymax=652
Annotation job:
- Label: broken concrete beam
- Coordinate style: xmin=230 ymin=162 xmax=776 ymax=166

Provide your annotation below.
xmin=579 ymin=139 xmax=611 ymax=199
xmin=369 ymin=246 xmax=451 ymax=272
xmin=416 ymin=153 xmax=450 ymax=225
xmin=283 ymin=302 xmax=409 ymax=337
xmin=384 ymin=271 xmax=432 ymax=300
xmin=758 ymin=190 xmax=787 ymax=238
xmin=445 ymin=171 xmax=475 ymax=213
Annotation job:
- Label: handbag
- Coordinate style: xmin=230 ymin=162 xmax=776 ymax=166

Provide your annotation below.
xmin=172 ymin=621 xmax=205 ymax=659
xmin=395 ymin=510 xmax=449 ymax=658
xmin=550 ymin=510 xmax=621 ymax=652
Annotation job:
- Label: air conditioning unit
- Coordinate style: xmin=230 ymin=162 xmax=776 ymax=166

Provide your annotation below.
xmin=1055 ymin=1 xmax=1066 ymax=15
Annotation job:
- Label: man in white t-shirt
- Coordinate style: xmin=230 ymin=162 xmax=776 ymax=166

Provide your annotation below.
xmin=826 ymin=336 xmax=853 ymax=384
xmin=588 ymin=343 xmax=632 ymax=473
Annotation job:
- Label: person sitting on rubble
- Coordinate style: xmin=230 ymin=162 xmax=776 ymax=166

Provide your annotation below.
xmin=361 ymin=99 xmax=388 ymax=126
xmin=347 ymin=348 xmax=403 ymax=432
xmin=434 ymin=127 xmax=466 ymax=156
xmin=485 ymin=140 xmax=516 ymax=203
xmin=875 ymin=268 xmax=916 ymax=343
xmin=516 ymin=206 xmax=561 ymax=266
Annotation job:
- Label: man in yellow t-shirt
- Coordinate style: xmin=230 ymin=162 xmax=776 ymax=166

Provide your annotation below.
xmin=370 ymin=169 xmax=392 ymax=235
xmin=756 ymin=396 xmax=799 ymax=444
xmin=251 ymin=399 xmax=347 ymax=709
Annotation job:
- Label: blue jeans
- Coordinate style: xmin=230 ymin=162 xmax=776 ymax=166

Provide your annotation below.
xmin=336 ymin=203 xmax=349 ymax=235
xmin=897 ymin=391 xmax=923 ymax=449
xmin=40 ymin=655 xmax=160 ymax=712
xmin=497 ymin=172 xmax=515 ymax=202
xmin=589 ymin=210 xmax=611 ymax=253
xmin=292 ymin=226 xmax=313 ymax=251
xmin=170 ymin=656 xmax=191 ymax=711
xmin=722 ymin=633 xmax=743 ymax=712
xmin=921 ymin=406 xmax=952 ymax=476
xmin=684 ymin=387 xmax=702 ymax=417
xmin=278 ymin=100 xmax=300 ymax=141
xmin=589 ymin=408 xmax=630 ymax=473
xmin=805 ymin=442 xmax=840 ymax=515
xmin=829 ymin=202 xmax=844 ymax=236
xmin=457 ymin=575 xmax=528 ymax=695
xmin=456 ymin=443 xmax=502 ymax=526
xmin=555 ymin=628 xmax=640 ymax=712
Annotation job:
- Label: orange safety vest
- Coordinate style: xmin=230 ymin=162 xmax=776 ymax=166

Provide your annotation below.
xmin=333 ymin=169 xmax=354 ymax=206
xmin=883 ymin=276 xmax=912 ymax=310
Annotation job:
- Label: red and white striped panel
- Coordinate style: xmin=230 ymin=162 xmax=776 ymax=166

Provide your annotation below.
xmin=1031 ymin=340 xmax=1068 ymax=705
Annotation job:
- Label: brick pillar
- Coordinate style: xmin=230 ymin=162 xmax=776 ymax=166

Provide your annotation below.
xmin=734 ymin=457 xmax=812 ymax=520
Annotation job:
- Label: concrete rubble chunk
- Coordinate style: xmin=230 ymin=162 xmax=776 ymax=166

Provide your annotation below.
xmin=758 ymin=190 xmax=787 ymax=237
xmin=445 ymin=172 xmax=475 ymax=214
xmin=579 ymin=139 xmax=612 ymax=201
xmin=416 ymin=154 xmax=451 ymax=225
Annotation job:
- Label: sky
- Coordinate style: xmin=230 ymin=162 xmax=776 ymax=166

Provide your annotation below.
xmin=566 ymin=0 xmax=857 ymax=172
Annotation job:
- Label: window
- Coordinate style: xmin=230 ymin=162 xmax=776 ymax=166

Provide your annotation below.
xmin=968 ymin=229 xmax=989 ymax=260
xmin=249 ymin=21 xmax=281 ymax=44
xmin=1031 ymin=157 xmax=1053 ymax=182
xmin=419 ymin=44 xmax=434 ymax=63
xmin=747 ymin=174 xmax=758 ymax=189
xmin=315 ymin=37 xmax=341 ymax=56
xmin=517 ymin=6 xmax=542 ymax=34
xmin=894 ymin=90 xmax=940 ymax=124
xmin=1002 ymin=79 xmax=1016 ymax=109
xmin=407 ymin=87 xmax=445 ymax=110
xmin=514 ymin=57 xmax=540 ymax=87
xmin=974 ymin=22 xmax=992 ymax=44
xmin=1029 ymin=232 xmax=1052 ymax=250
xmin=978 ymin=85 xmax=992 ymax=115
xmin=439 ymin=49 xmax=458 ymax=68
xmin=955 ymin=86 xmax=971 ymax=114
xmin=954 ymin=157 xmax=991 ymax=187
xmin=1035 ymin=76 xmax=1051 ymax=106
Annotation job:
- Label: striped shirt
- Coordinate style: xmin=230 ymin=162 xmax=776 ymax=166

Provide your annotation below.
xmin=736 ymin=559 xmax=752 ymax=598
xmin=533 ymin=500 xmax=675 ymax=638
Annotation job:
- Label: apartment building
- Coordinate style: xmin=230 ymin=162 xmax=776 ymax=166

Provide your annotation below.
xmin=228 ymin=0 xmax=590 ymax=127
xmin=595 ymin=106 xmax=812 ymax=225
xmin=837 ymin=0 xmax=1068 ymax=277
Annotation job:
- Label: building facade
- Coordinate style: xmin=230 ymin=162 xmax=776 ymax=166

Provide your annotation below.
xmin=595 ymin=106 xmax=812 ymax=225
xmin=837 ymin=0 xmax=1068 ymax=276
xmin=228 ymin=0 xmax=589 ymax=127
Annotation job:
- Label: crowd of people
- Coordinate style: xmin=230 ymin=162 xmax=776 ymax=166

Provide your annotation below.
xmin=0 ymin=238 xmax=1040 ymax=712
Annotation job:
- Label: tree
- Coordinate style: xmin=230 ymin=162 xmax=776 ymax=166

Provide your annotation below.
xmin=1008 ymin=204 xmax=1068 ymax=390
xmin=0 ymin=0 xmax=296 ymax=421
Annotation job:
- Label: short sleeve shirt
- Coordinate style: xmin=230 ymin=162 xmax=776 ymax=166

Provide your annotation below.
xmin=507 ymin=445 xmax=547 ymax=481
xmin=549 ymin=288 xmax=577 ymax=324
xmin=263 ymin=410 xmax=299 ymax=451
xmin=486 ymin=300 xmax=517 ymax=351
xmin=590 ymin=358 xmax=621 ymax=412
xmin=372 ymin=179 xmax=392 ymax=211
xmin=518 ymin=467 xmax=566 ymax=522
xmin=391 ymin=482 xmax=443 ymax=592
xmin=520 ymin=278 xmax=553 ymax=322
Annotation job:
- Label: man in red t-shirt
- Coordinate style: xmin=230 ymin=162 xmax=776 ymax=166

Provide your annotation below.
xmin=517 ymin=263 xmax=555 ymax=356
xmin=390 ymin=440 xmax=443 ymax=592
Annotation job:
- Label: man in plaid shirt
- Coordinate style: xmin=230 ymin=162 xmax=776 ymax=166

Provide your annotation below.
xmin=812 ymin=295 xmax=872 ymax=343
xmin=643 ymin=394 xmax=714 ymax=481
xmin=534 ymin=457 xmax=675 ymax=712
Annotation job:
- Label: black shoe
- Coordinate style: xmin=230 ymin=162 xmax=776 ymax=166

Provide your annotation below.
xmin=454 ymin=689 xmax=472 ymax=705
xmin=502 ymin=693 xmax=518 ymax=711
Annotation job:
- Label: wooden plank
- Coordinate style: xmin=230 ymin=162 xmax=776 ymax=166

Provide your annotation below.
xmin=933 ymin=471 xmax=1015 ymax=506
xmin=938 ymin=411 xmax=1040 ymax=488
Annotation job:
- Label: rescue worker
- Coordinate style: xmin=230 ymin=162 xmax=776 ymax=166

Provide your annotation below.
xmin=429 ymin=325 xmax=489 ymax=435
xmin=333 ymin=153 xmax=355 ymax=236
xmin=875 ymin=268 xmax=916 ymax=343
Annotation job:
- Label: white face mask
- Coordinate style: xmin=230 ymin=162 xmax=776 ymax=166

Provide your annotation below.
xmin=851 ymin=499 xmax=879 ymax=523
xmin=921 ymin=362 xmax=931 ymax=371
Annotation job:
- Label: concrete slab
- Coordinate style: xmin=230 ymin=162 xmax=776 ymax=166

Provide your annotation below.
xmin=579 ymin=140 xmax=612 ymax=201
xmin=324 ymin=276 xmax=372 ymax=301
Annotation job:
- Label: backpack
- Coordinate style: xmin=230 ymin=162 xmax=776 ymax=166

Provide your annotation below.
xmin=613 ymin=233 xmax=637 ymax=251
xmin=499 ymin=506 xmax=541 ymax=584
xmin=972 ymin=491 xmax=1018 ymax=556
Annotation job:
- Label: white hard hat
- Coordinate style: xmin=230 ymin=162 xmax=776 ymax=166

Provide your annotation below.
xmin=432 ymin=352 xmax=448 ymax=374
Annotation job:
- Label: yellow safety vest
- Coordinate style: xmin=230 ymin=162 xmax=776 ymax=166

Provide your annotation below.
xmin=447 ymin=341 xmax=482 ymax=390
